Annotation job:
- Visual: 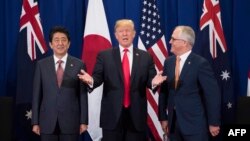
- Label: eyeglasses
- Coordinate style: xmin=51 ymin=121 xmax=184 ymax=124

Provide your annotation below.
xmin=170 ymin=37 xmax=186 ymax=42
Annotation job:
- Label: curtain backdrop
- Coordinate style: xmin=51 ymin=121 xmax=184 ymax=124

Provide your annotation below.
xmin=0 ymin=0 xmax=250 ymax=140
xmin=1 ymin=0 xmax=249 ymax=97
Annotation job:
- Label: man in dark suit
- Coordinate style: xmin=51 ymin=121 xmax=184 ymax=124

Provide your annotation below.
xmin=158 ymin=25 xmax=221 ymax=141
xmin=78 ymin=19 xmax=166 ymax=141
xmin=32 ymin=26 xmax=88 ymax=141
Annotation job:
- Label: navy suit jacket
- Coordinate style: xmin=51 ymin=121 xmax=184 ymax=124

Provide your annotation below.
xmin=158 ymin=52 xmax=221 ymax=135
xmin=90 ymin=47 xmax=156 ymax=131
xmin=32 ymin=55 xmax=88 ymax=134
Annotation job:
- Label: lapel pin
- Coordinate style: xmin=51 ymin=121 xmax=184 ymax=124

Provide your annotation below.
xmin=188 ymin=61 xmax=191 ymax=64
xmin=70 ymin=64 xmax=74 ymax=67
xmin=136 ymin=53 xmax=139 ymax=56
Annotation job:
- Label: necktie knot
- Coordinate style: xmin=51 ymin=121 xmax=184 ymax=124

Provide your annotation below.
xmin=123 ymin=49 xmax=129 ymax=52
xmin=57 ymin=60 xmax=63 ymax=65
xmin=123 ymin=49 xmax=129 ymax=56
xmin=176 ymin=56 xmax=181 ymax=62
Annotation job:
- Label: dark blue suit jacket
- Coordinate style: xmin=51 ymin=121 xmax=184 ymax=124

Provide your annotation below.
xmin=90 ymin=47 xmax=156 ymax=131
xmin=158 ymin=52 xmax=221 ymax=135
xmin=32 ymin=55 xmax=88 ymax=134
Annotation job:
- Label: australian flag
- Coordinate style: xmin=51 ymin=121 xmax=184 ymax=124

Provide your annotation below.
xmin=15 ymin=0 xmax=48 ymax=140
xmin=195 ymin=0 xmax=236 ymax=127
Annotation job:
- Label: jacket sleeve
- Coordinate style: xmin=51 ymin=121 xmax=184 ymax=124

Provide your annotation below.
xmin=80 ymin=62 xmax=89 ymax=124
xmin=158 ymin=60 xmax=169 ymax=121
xmin=198 ymin=59 xmax=221 ymax=126
xmin=32 ymin=62 xmax=42 ymax=125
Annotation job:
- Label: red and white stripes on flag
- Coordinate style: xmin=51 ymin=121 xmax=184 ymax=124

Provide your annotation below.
xmin=138 ymin=0 xmax=168 ymax=140
xmin=19 ymin=0 xmax=47 ymax=61
xmin=82 ymin=0 xmax=111 ymax=140
xmin=247 ymin=70 xmax=250 ymax=96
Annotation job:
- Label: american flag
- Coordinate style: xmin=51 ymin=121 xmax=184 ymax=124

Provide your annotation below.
xmin=138 ymin=0 xmax=168 ymax=140
xmin=19 ymin=0 xmax=47 ymax=60
xmin=198 ymin=0 xmax=235 ymax=124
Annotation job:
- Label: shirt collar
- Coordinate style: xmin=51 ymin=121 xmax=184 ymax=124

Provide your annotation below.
xmin=119 ymin=45 xmax=133 ymax=54
xmin=54 ymin=53 xmax=68 ymax=64
xmin=179 ymin=50 xmax=191 ymax=62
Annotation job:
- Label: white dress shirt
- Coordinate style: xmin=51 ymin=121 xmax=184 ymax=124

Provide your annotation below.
xmin=53 ymin=53 xmax=68 ymax=71
xmin=178 ymin=50 xmax=191 ymax=74
xmin=119 ymin=45 xmax=133 ymax=74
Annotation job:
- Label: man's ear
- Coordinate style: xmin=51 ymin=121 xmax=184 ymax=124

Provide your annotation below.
xmin=133 ymin=30 xmax=136 ymax=38
xmin=49 ymin=42 xmax=52 ymax=49
xmin=114 ymin=32 xmax=118 ymax=40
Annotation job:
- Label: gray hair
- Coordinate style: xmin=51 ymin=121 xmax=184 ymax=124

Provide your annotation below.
xmin=114 ymin=19 xmax=135 ymax=31
xmin=176 ymin=26 xmax=195 ymax=46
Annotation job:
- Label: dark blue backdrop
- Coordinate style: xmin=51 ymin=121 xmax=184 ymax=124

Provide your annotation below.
xmin=0 ymin=0 xmax=250 ymax=139
xmin=1 ymin=0 xmax=249 ymax=98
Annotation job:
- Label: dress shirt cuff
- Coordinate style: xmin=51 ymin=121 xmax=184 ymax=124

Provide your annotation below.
xmin=88 ymin=78 xmax=94 ymax=88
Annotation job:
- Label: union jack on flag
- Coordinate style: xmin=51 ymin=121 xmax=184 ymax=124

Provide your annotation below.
xmin=138 ymin=0 xmax=168 ymax=140
xmin=197 ymin=0 xmax=235 ymax=124
xmin=200 ymin=0 xmax=227 ymax=58
xmin=19 ymin=0 xmax=47 ymax=61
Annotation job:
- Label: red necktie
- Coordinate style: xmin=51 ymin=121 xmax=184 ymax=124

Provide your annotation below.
xmin=175 ymin=56 xmax=181 ymax=89
xmin=57 ymin=60 xmax=64 ymax=87
xmin=122 ymin=49 xmax=130 ymax=108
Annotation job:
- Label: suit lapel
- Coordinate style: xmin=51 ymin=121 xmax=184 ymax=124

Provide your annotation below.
xmin=48 ymin=55 xmax=75 ymax=89
xmin=170 ymin=57 xmax=176 ymax=79
xmin=46 ymin=56 xmax=58 ymax=88
xmin=113 ymin=47 xmax=139 ymax=84
xmin=113 ymin=48 xmax=123 ymax=81
xmin=179 ymin=53 xmax=193 ymax=80
xmin=130 ymin=48 xmax=139 ymax=84
xmin=64 ymin=55 xmax=74 ymax=78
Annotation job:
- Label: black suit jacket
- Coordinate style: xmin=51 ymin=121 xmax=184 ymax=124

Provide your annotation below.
xmin=32 ymin=55 xmax=88 ymax=134
xmin=158 ymin=53 xmax=221 ymax=135
xmin=91 ymin=47 xmax=156 ymax=131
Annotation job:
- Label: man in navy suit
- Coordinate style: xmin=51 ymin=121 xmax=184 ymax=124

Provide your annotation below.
xmin=158 ymin=26 xmax=221 ymax=141
xmin=32 ymin=26 xmax=88 ymax=141
xmin=78 ymin=19 xmax=166 ymax=141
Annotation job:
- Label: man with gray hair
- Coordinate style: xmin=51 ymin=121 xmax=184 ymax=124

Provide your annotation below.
xmin=158 ymin=25 xmax=221 ymax=141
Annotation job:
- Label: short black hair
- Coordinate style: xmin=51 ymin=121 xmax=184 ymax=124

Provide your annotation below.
xmin=49 ymin=26 xmax=70 ymax=42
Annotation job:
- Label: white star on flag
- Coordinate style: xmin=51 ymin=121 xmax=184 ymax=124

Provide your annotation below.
xmin=221 ymin=70 xmax=230 ymax=81
xmin=25 ymin=109 xmax=32 ymax=120
xmin=227 ymin=102 xmax=232 ymax=109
